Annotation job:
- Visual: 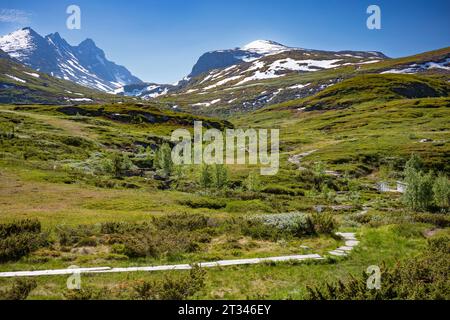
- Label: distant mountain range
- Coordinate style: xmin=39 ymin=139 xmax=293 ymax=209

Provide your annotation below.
xmin=0 ymin=47 xmax=123 ymax=104
xmin=188 ymin=39 xmax=387 ymax=79
xmin=0 ymin=27 xmax=141 ymax=92
xmin=0 ymin=28 xmax=449 ymax=114
xmin=118 ymin=39 xmax=389 ymax=99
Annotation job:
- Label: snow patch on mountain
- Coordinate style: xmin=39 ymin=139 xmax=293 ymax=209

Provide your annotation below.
xmin=192 ymin=98 xmax=221 ymax=107
xmin=0 ymin=28 xmax=142 ymax=92
xmin=23 ymin=71 xmax=39 ymax=78
xmin=269 ymin=58 xmax=342 ymax=72
xmin=236 ymin=69 xmax=284 ymax=85
xmin=241 ymin=40 xmax=291 ymax=55
xmin=0 ymin=28 xmax=35 ymax=59
xmin=381 ymin=58 xmax=450 ymax=74
xmin=5 ymin=74 xmax=26 ymax=83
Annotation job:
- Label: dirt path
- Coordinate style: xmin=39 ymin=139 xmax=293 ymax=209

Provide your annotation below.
xmin=288 ymin=149 xmax=317 ymax=170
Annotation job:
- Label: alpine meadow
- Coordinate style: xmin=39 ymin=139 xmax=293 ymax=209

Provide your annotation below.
xmin=0 ymin=0 xmax=449 ymax=304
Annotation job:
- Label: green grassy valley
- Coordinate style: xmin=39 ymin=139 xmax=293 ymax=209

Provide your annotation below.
xmin=0 ymin=38 xmax=449 ymax=301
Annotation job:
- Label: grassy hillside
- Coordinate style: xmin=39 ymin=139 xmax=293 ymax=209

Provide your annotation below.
xmin=0 ymin=51 xmax=121 ymax=104
xmin=269 ymin=74 xmax=450 ymax=111
xmin=0 ymin=51 xmax=449 ymax=300
xmin=157 ymin=47 xmax=450 ymax=117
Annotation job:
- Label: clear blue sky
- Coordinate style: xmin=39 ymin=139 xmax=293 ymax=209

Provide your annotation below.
xmin=0 ymin=0 xmax=449 ymax=83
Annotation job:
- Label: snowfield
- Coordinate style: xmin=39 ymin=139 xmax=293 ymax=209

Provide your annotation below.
xmin=268 ymin=58 xmax=342 ymax=72
xmin=5 ymin=74 xmax=26 ymax=83
xmin=242 ymin=40 xmax=291 ymax=55
xmin=192 ymin=99 xmax=221 ymax=107
xmin=381 ymin=58 xmax=450 ymax=74
xmin=23 ymin=71 xmax=40 ymax=78
xmin=65 ymin=97 xmax=93 ymax=102
xmin=0 ymin=28 xmax=35 ymax=59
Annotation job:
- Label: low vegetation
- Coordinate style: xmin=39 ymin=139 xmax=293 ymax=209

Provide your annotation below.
xmin=0 ymin=65 xmax=448 ymax=299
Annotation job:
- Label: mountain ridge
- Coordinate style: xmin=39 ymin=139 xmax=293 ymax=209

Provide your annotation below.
xmin=0 ymin=27 xmax=142 ymax=92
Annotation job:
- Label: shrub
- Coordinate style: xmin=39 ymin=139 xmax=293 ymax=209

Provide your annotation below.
xmin=57 ymin=225 xmax=98 ymax=246
xmin=109 ymin=152 xmax=133 ymax=178
xmin=100 ymin=221 xmax=151 ymax=234
xmin=63 ymin=287 xmax=105 ymax=300
xmin=133 ymin=265 xmax=206 ymax=300
xmin=261 ymin=184 xmax=300 ymax=196
xmin=403 ymin=168 xmax=434 ymax=211
xmin=212 ymin=164 xmax=228 ymax=189
xmin=0 ymin=279 xmax=37 ymax=300
xmin=0 ymin=232 xmax=49 ymax=262
xmin=0 ymin=220 xmax=48 ymax=263
xmin=113 ymin=230 xmax=201 ymax=259
xmin=199 ymin=164 xmax=213 ymax=188
xmin=155 ymin=143 xmax=173 ymax=177
xmin=152 ymin=213 xmax=209 ymax=231
xmin=306 ymin=236 xmax=450 ymax=300
xmin=62 ymin=136 xmax=87 ymax=147
xmin=243 ymin=213 xmax=316 ymax=240
xmin=179 ymin=197 xmax=226 ymax=209
xmin=402 ymin=154 xmax=436 ymax=211
xmin=241 ymin=220 xmax=283 ymax=240
xmin=433 ymin=174 xmax=450 ymax=211
xmin=243 ymin=171 xmax=261 ymax=192
xmin=413 ymin=213 xmax=450 ymax=228
xmin=0 ymin=219 xmax=41 ymax=238
xmin=225 ymin=199 xmax=272 ymax=213
xmin=310 ymin=213 xmax=336 ymax=234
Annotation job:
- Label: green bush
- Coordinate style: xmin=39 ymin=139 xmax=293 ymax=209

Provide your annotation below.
xmin=433 ymin=174 xmax=450 ymax=211
xmin=243 ymin=213 xmax=317 ymax=240
xmin=243 ymin=171 xmax=261 ymax=192
xmin=413 ymin=213 xmax=450 ymax=228
xmin=152 ymin=213 xmax=209 ymax=231
xmin=0 ymin=219 xmax=48 ymax=263
xmin=402 ymin=154 xmax=449 ymax=212
xmin=0 ymin=232 xmax=49 ymax=263
xmin=133 ymin=265 xmax=206 ymax=300
xmin=212 ymin=164 xmax=229 ymax=189
xmin=0 ymin=219 xmax=41 ymax=238
xmin=113 ymin=230 xmax=202 ymax=259
xmin=199 ymin=164 xmax=213 ymax=188
xmin=61 ymin=136 xmax=88 ymax=147
xmin=108 ymin=152 xmax=133 ymax=178
xmin=155 ymin=143 xmax=173 ymax=177
xmin=179 ymin=197 xmax=226 ymax=209
xmin=57 ymin=225 xmax=98 ymax=246
xmin=225 ymin=199 xmax=272 ymax=213
xmin=0 ymin=279 xmax=37 ymax=300
xmin=311 ymin=213 xmax=336 ymax=234
xmin=261 ymin=184 xmax=301 ymax=196
xmin=100 ymin=221 xmax=151 ymax=234
xmin=241 ymin=220 xmax=283 ymax=240
xmin=63 ymin=287 xmax=105 ymax=300
xmin=306 ymin=236 xmax=450 ymax=300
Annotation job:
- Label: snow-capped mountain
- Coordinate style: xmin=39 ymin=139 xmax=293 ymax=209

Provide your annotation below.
xmin=241 ymin=40 xmax=291 ymax=55
xmin=0 ymin=27 xmax=141 ymax=92
xmin=188 ymin=39 xmax=386 ymax=79
xmin=188 ymin=40 xmax=287 ymax=78
xmin=184 ymin=40 xmax=387 ymax=91
xmin=116 ymin=83 xmax=174 ymax=99
xmin=120 ymin=39 xmax=389 ymax=101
